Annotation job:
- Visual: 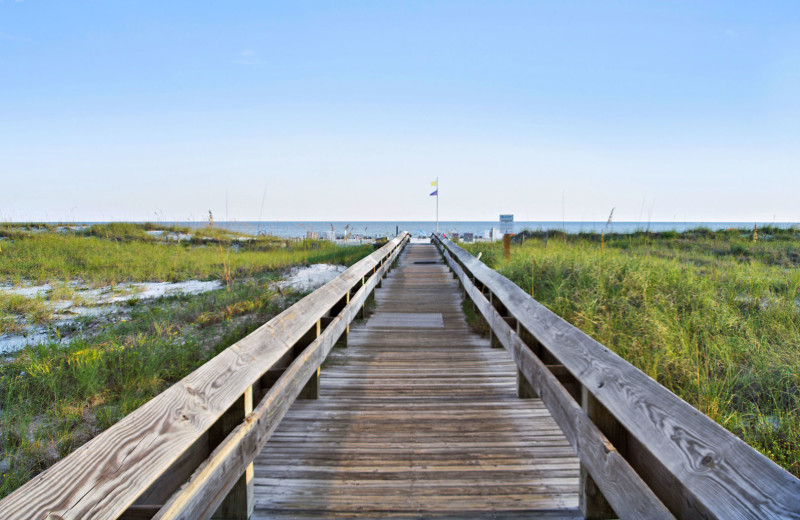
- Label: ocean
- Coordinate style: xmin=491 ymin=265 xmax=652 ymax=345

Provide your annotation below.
xmin=169 ymin=221 xmax=798 ymax=239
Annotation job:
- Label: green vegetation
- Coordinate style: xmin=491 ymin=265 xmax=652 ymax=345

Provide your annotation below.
xmin=0 ymin=295 xmax=52 ymax=334
xmin=0 ymin=223 xmax=363 ymax=285
xmin=0 ymin=280 xmax=302 ymax=498
xmin=463 ymin=227 xmax=800 ymax=477
xmin=0 ymin=223 xmax=373 ymax=498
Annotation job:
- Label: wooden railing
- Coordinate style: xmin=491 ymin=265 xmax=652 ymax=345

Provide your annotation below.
xmin=433 ymin=234 xmax=800 ymax=520
xmin=0 ymin=232 xmax=409 ymax=520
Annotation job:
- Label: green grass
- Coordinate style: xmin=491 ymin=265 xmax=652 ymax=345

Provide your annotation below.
xmin=0 ymin=223 xmax=367 ymax=286
xmin=0 ymin=224 xmax=374 ymax=498
xmin=86 ymin=222 xmax=156 ymax=242
xmin=462 ymin=228 xmax=800 ymax=477
xmin=0 ymin=295 xmax=53 ymax=334
xmin=0 ymin=278 xmax=304 ymax=497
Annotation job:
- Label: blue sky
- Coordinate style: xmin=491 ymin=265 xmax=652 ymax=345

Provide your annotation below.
xmin=1 ymin=1 xmax=798 ymax=222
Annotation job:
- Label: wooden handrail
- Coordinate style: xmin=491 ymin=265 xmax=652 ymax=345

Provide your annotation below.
xmin=0 ymin=232 xmax=409 ymax=520
xmin=433 ymin=233 xmax=800 ymax=520
xmin=151 ymin=239 xmax=401 ymax=519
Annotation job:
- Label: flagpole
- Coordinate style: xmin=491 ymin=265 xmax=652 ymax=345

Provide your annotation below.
xmin=436 ymin=177 xmax=439 ymax=234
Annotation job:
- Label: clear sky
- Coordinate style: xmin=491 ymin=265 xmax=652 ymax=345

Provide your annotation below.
xmin=1 ymin=1 xmax=798 ymax=223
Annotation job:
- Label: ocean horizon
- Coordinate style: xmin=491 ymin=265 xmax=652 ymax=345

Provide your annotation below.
xmin=35 ymin=220 xmax=799 ymax=239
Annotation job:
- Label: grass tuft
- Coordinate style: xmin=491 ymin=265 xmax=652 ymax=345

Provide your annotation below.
xmin=464 ymin=229 xmax=800 ymax=477
xmin=0 ymin=225 xmax=374 ymax=498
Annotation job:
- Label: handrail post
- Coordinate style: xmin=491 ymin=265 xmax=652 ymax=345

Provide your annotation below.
xmin=341 ymin=292 xmax=350 ymax=347
xmin=488 ymin=292 xmax=514 ymax=349
xmin=356 ymin=276 xmax=366 ymax=319
xmin=580 ymin=386 xmax=626 ymax=520
xmin=325 ymin=293 xmax=350 ymax=348
xmin=210 ymin=387 xmax=254 ymax=520
xmin=515 ymin=322 xmax=538 ymax=399
xmin=298 ymin=319 xmax=322 ymax=399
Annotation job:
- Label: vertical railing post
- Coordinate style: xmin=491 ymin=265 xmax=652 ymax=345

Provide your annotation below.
xmin=488 ymin=293 xmax=497 ymax=348
xmin=515 ymin=322 xmax=538 ymax=399
xmin=341 ymin=292 xmax=350 ymax=347
xmin=487 ymin=290 xmax=516 ymax=348
xmin=470 ymin=277 xmax=478 ymax=313
xmin=580 ymin=387 xmax=626 ymax=519
xmin=356 ymin=276 xmax=366 ymax=319
xmin=298 ymin=319 xmax=322 ymax=399
xmin=210 ymin=387 xmax=254 ymax=519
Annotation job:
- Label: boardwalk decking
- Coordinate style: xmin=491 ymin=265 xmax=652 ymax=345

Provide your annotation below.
xmin=252 ymin=242 xmax=580 ymax=519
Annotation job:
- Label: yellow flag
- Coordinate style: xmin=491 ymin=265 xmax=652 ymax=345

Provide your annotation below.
xmin=430 ymin=180 xmax=438 ymax=187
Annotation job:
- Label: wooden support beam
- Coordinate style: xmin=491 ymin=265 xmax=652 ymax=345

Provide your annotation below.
xmin=580 ymin=387 xmax=627 ymax=520
xmin=326 ymin=294 xmax=350 ymax=348
xmin=516 ymin=322 xmax=543 ymax=359
xmin=210 ymin=387 xmax=254 ymax=520
xmin=256 ymin=350 xmax=294 ymax=401
xmin=503 ymin=316 xmax=517 ymax=329
xmin=320 ymin=316 xmax=335 ymax=331
xmin=126 ymin=430 xmax=211 ymax=517
xmin=297 ymin=366 xmax=320 ymax=400
xmin=298 ymin=319 xmax=322 ymax=399
xmin=365 ymin=276 xmax=376 ymax=311
xmin=516 ymin=368 xmax=537 ymax=398
xmin=515 ymin=321 xmax=538 ymax=398
xmin=356 ymin=276 xmax=366 ymax=319
xmin=489 ymin=293 xmax=502 ymax=348
xmin=549 ymin=364 xmax=580 ymax=402
xmin=340 ymin=292 xmax=350 ymax=347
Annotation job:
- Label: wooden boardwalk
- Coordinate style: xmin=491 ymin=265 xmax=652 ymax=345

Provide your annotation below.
xmin=4 ymin=234 xmax=797 ymax=519
xmin=252 ymin=242 xmax=580 ymax=519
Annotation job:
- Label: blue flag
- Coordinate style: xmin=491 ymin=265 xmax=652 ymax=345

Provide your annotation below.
xmin=429 ymin=189 xmax=438 ymax=196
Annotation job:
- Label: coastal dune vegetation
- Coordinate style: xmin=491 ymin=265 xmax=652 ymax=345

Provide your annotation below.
xmin=0 ymin=222 xmax=372 ymax=498
xmin=461 ymin=226 xmax=800 ymax=477
xmin=0 ymin=222 xmax=357 ymax=285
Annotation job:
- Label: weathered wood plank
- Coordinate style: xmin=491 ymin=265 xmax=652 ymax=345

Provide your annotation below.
xmin=443 ymin=244 xmax=673 ymax=520
xmin=251 ymin=243 xmax=581 ymax=518
xmin=250 ymin=512 xmax=582 ymax=520
xmin=209 ymin=387 xmax=254 ymax=520
xmin=436 ymin=234 xmax=800 ymax=519
xmin=150 ymin=236 xmax=408 ymax=520
xmin=0 ymin=234 xmax=408 ymax=520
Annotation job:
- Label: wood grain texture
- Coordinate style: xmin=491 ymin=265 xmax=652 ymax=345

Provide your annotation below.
xmin=442 ymin=243 xmax=673 ymax=520
xmin=151 ymin=234 xmax=407 ymax=520
xmin=0 ymin=234 xmax=408 ymax=520
xmin=252 ymin=243 xmax=581 ymax=518
xmin=435 ymin=234 xmax=800 ymax=520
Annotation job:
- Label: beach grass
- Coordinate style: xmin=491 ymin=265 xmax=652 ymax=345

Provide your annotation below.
xmin=0 ymin=279 xmax=305 ymax=497
xmin=461 ymin=227 xmax=800 ymax=477
xmin=0 ymin=223 xmax=373 ymax=498
xmin=0 ymin=223 xmax=364 ymax=286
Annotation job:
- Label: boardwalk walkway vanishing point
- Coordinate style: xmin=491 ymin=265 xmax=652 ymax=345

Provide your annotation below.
xmin=2 ymin=233 xmax=798 ymax=519
xmin=252 ymin=242 xmax=581 ymax=518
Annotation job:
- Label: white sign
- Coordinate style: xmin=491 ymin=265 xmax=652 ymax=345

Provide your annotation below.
xmin=499 ymin=214 xmax=514 ymax=235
